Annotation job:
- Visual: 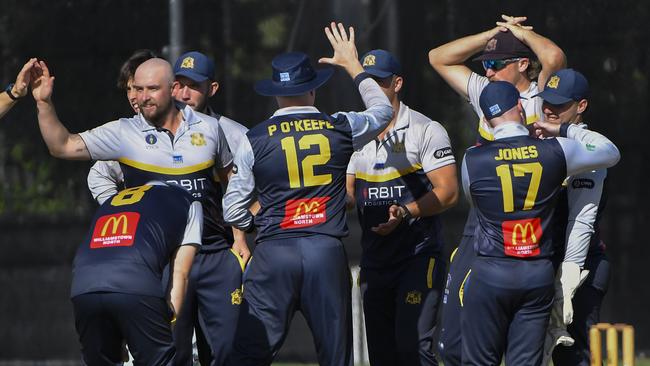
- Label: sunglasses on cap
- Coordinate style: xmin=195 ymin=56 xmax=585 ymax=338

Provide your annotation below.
xmin=482 ymin=58 xmax=522 ymax=71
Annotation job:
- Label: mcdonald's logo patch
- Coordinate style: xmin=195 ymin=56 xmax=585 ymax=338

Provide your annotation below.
xmin=501 ymin=217 xmax=542 ymax=258
xmin=90 ymin=212 xmax=140 ymax=248
xmin=280 ymin=197 xmax=329 ymax=229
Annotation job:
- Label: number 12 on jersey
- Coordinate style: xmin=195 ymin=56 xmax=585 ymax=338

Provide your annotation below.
xmin=495 ymin=162 xmax=543 ymax=213
xmin=281 ymin=134 xmax=332 ymax=188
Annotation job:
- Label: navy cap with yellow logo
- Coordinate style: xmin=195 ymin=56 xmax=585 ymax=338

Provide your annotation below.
xmin=173 ymin=51 xmax=215 ymax=82
xmin=534 ymin=68 xmax=590 ymax=105
xmin=360 ymin=49 xmax=402 ymax=78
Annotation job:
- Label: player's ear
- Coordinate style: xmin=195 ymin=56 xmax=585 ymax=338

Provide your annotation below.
xmin=517 ymin=58 xmax=530 ymax=73
xmin=393 ymin=76 xmax=403 ymax=94
xmin=577 ymin=99 xmax=588 ymax=114
xmin=209 ymin=81 xmax=219 ymax=97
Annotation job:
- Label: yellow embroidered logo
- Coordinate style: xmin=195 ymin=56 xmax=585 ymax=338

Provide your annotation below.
xmin=190 ymin=132 xmax=206 ymax=146
xmin=363 ymin=54 xmax=376 ymax=66
xmin=547 ymin=75 xmax=560 ymax=89
xmin=405 ymin=291 xmax=422 ymax=305
xmin=231 ymin=288 xmax=243 ymax=305
xmin=181 ymin=57 xmax=195 ymax=69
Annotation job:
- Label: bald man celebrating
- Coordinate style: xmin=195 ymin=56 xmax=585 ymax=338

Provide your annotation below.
xmin=30 ymin=58 xmax=233 ymax=362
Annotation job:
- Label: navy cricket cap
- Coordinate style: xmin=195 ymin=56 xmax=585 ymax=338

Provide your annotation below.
xmin=360 ymin=49 xmax=402 ymax=78
xmin=479 ymin=81 xmax=523 ymax=119
xmin=534 ymin=68 xmax=590 ymax=105
xmin=254 ymin=52 xmax=333 ymax=97
xmin=174 ymin=51 xmax=215 ymax=82
xmin=473 ymin=30 xmax=533 ymax=61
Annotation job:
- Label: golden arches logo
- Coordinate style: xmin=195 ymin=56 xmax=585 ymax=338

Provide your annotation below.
xmin=181 ymin=57 xmax=194 ymax=69
xmin=547 ymin=75 xmax=560 ymax=89
xmin=293 ymin=201 xmax=320 ymax=218
xmin=101 ymin=214 xmax=129 ymax=236
xmin=512 ymin=222 xmax=537 ymax=245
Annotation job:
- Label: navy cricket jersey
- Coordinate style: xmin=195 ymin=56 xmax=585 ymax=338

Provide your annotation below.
xmin=79 ymin=105 xmax=233 ymax=252
xmin=247 ymin=113 xmax=354 ymax=241
xmin=463 ymin=133 xmax=567 ymax=259
xmin=71 ymin=183 xmax=201 ymax=298
xmin=348 ymin=102 xmax=455 ymax=268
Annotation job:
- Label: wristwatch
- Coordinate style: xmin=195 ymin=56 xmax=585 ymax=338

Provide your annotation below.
xmin=5 ymin=83 xmax=20 ymax=101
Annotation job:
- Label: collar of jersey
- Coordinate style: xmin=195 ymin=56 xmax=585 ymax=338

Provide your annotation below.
xmin=492 ymin=122 xmax=530 ymax=139
xmin=272 ymin=106 xmax=320 ymax=117
xmin=137 ymin=104 xmax=202 ymax=132
xmin=376 ymin=101 xmax=409 ymax=145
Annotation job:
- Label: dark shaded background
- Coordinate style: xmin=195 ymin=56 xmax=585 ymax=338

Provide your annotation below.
xmin=0 ymin=0 xmax=647 ymax=361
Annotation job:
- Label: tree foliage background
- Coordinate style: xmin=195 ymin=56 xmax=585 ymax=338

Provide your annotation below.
xmin=0 ymin=0 xmax=648 ymax=359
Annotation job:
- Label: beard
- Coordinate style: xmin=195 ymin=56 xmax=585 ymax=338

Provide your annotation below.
xmin=140 ymin=99 xmax=173 ymax=127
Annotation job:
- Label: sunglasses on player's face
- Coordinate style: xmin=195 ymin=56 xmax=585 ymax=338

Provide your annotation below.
xmin=482 ymin=58 xmax=522 ymax=71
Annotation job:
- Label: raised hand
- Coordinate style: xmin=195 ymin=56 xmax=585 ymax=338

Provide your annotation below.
xmin=30 ymin=60 xmax=55 ymax=103
xmin=319 ymin=22 xmax=364 ymax=77
xmin=496 ymin=15 xmax=534 ymax=41
xmin=12 ymin=58 xmax=38 ymax=98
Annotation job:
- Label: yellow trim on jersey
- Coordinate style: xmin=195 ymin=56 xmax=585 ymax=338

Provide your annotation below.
xmin=526 ymin=114 xmax=540 ymax=125
xmin=118 ymin=157 xmax=215 ymax=175
xmin=355 ymin=164 xmax=422 ymax=183
xmin=229 ymin=248 xmax=246 ymax=272
xmin=477 ymin=114 xmax=540 ymax=140
xmin=478 ymin=124 xmax=494 ymax=141
xmin=450 ymin=247 xmax=459 ymax=263
xmin=459 ymin=269 xmax=472 ymax=307
xmin=427 ymin=258 xmax=436 ymax=289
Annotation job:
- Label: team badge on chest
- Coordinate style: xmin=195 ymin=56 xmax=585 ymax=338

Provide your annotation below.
xmin=190 ymin=132 xmax=206 ymax=146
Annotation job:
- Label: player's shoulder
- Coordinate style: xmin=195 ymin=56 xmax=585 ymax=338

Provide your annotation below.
xmin=218 ymin=115 xmax=249 ymax=135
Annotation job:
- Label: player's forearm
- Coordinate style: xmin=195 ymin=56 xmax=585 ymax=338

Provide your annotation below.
xmin=563 ymin=220 xmax=593 ymax=267
xmin=0 ymin=92 xmax=17 ymax=118
xmin=346 ymin=76 xmax=393 ymax=148
xmin=519 ymin=30 xmax=566 ymax=73
xmin=168 ymin=245 xmax=197 ymax=315
xmin=429 ymin=28 xmax=497 ymax=67
xmin=563 ymin=124 xmax=620 ymax=174
xmin=405 ymin=185 xmax=459 ymax=218
xmin=36 ymin=100 xmax=88 ymax=159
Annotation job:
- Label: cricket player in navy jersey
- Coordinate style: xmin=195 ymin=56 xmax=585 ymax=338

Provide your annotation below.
xmin=86 ymin=51 xmax=249 ymax=366
xmin=459 ymin=81 xmax=619 ymax=365
xmin=70 ymin=182 xmax=202 ymax=365
xmin=428 ymin=15 xmax=566 ymax=365
xmin=222 ymin=22 xmax=393 ymax=366
xmin=528 ymin=69 xmax=612 ymax=366
xmin=345 ymin=49 xmax=458 ymax=366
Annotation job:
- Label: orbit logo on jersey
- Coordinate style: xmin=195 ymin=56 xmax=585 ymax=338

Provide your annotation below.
xmin=547 ymin=75 xmax=560 ymax=89
xmin=280 ymin=196 xmax=329 ymax=229
xmin=180 ymin=56 xmax=194 ymax=69
xmin=501 ymin=217 xmax=542 ymax=258
xmin=90 ymin=212 xmax=140 ymax=248
xmin=362 ymin=185 xmax=405 ymax=207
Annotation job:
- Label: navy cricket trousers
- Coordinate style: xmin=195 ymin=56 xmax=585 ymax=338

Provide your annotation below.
xmin=360 ymin=254 xmax=445 ymax=366
xmin=461 ymin=256 xmax=554 ymax=366
xmin=72 ymin=292 xmax=175 ymax=366
xmin=437 ymin=234 xmax=476 ymax=366
xmin=225 ymin=235 xmax=353 ymax=366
